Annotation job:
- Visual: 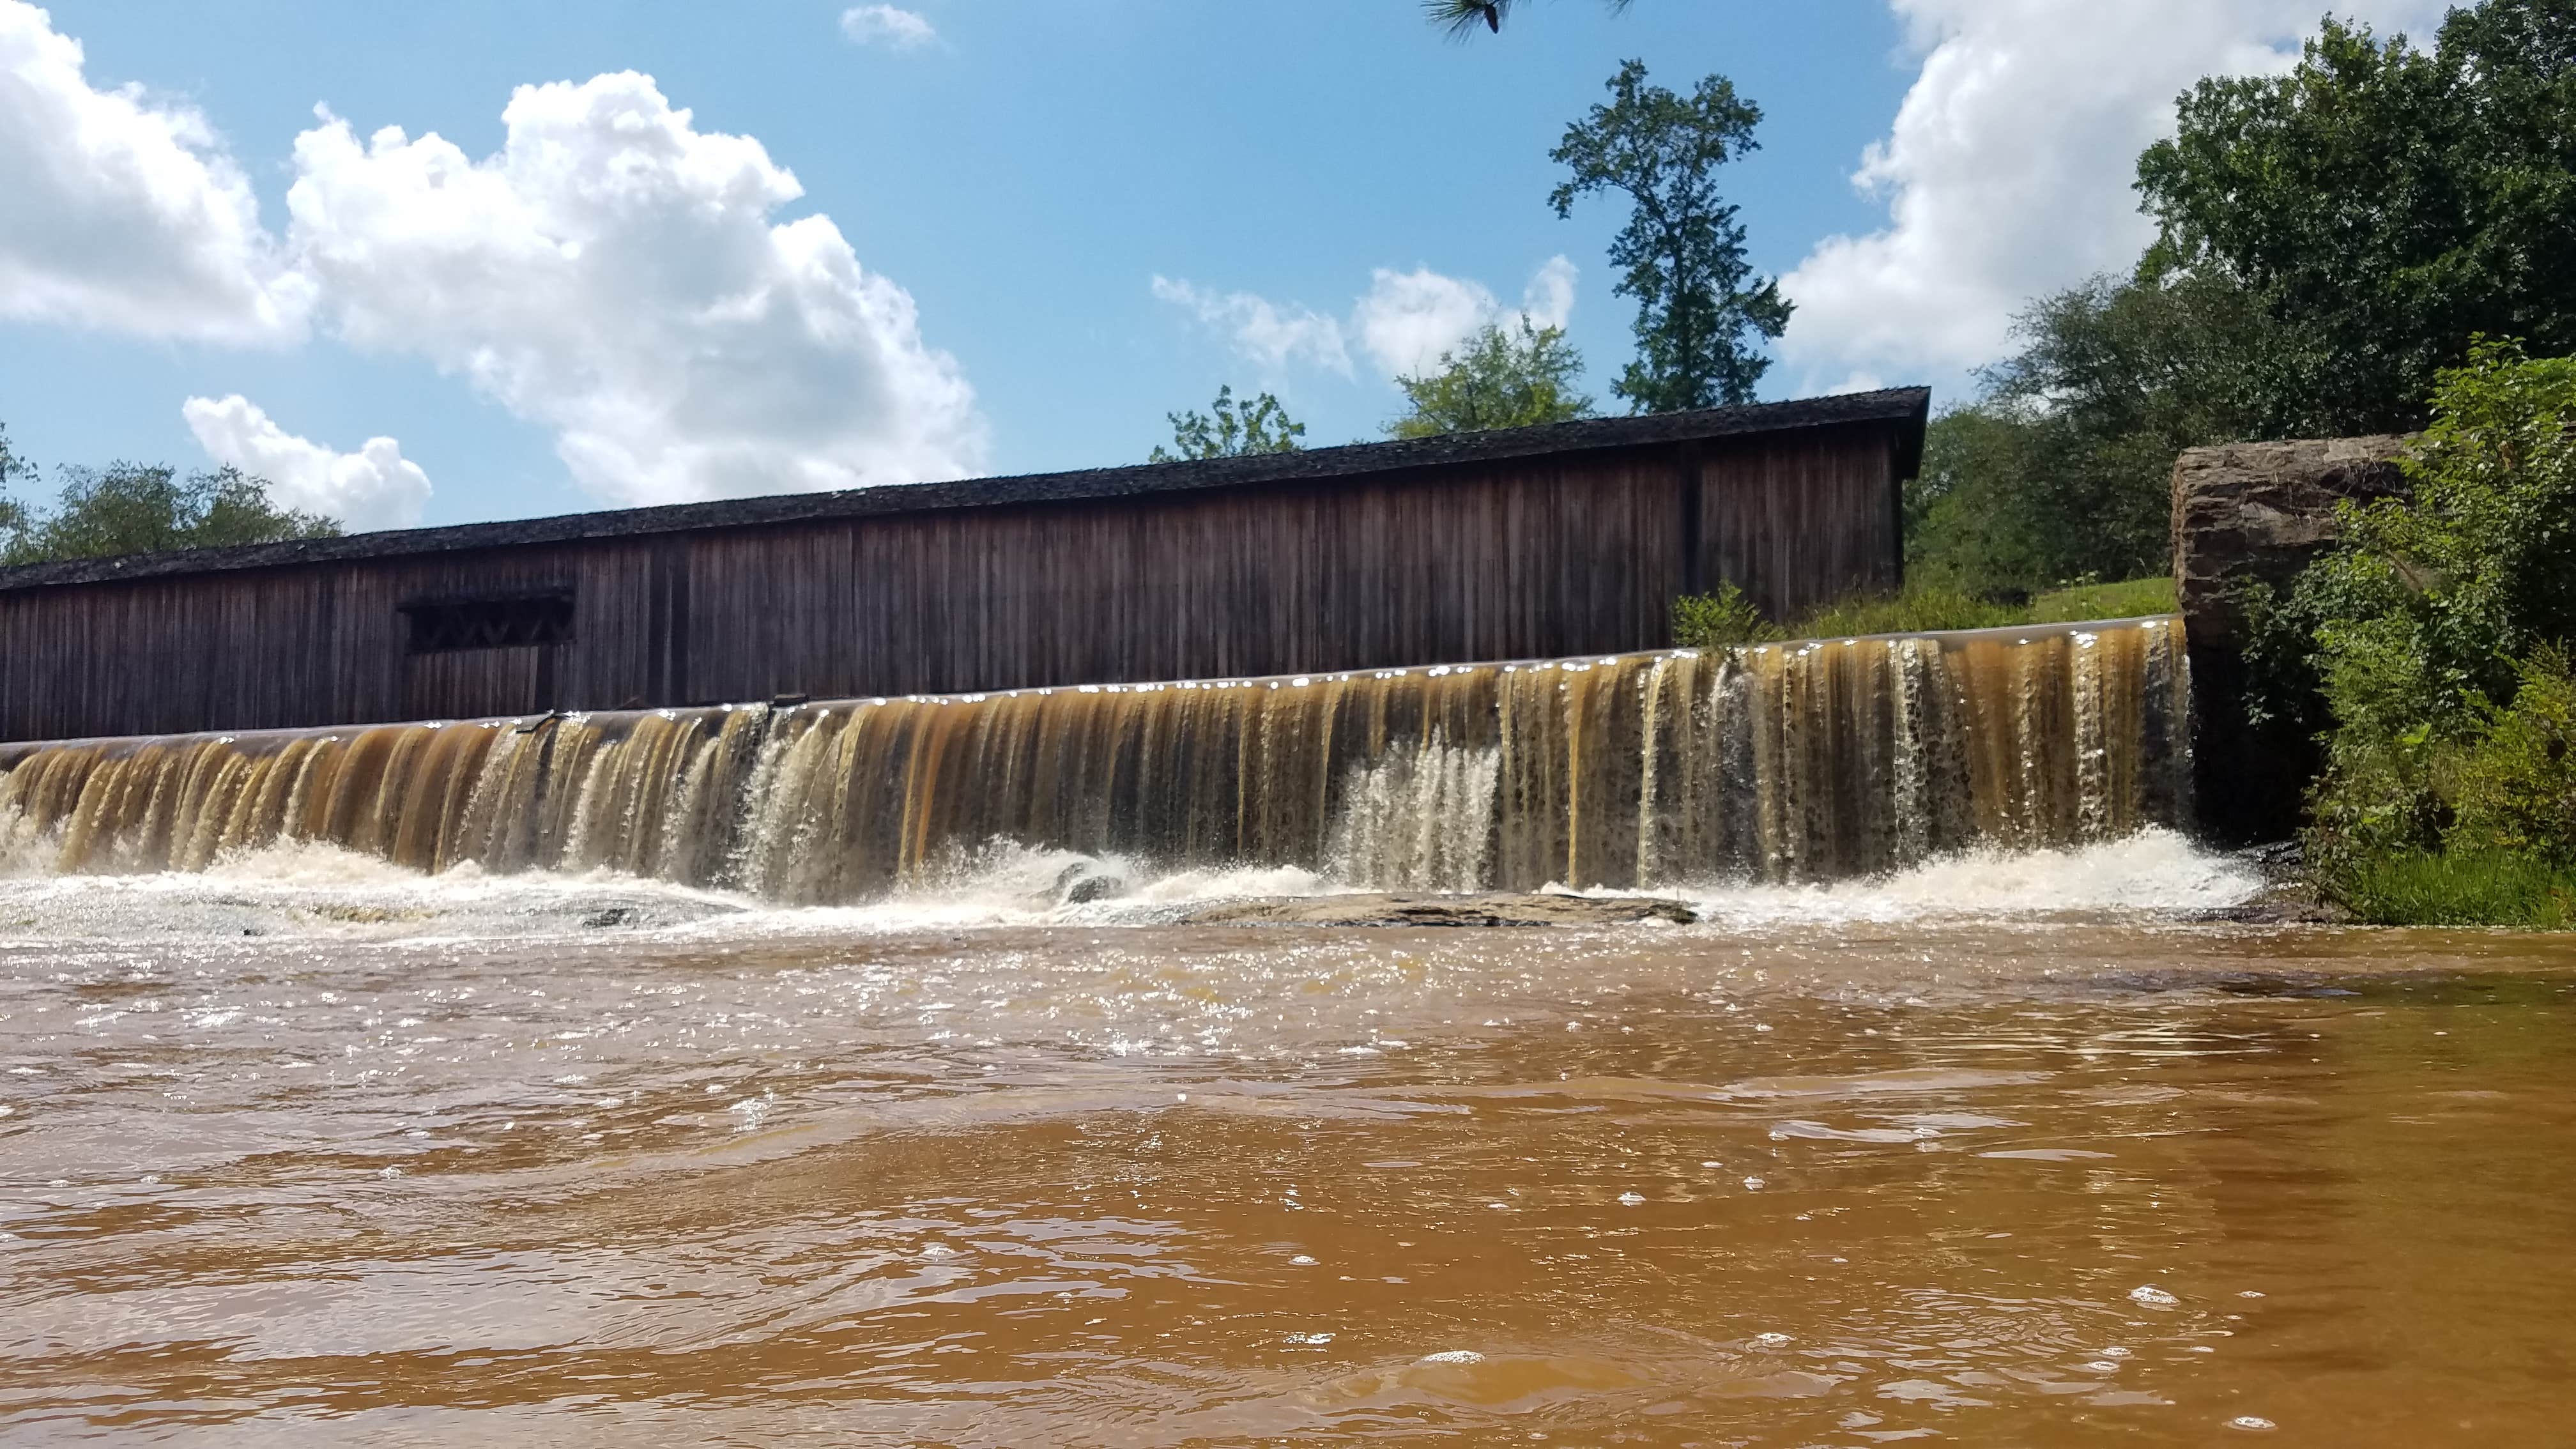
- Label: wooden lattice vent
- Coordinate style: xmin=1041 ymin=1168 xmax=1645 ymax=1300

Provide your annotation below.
xmin=399 ymin=591 xmax=576 ymax=654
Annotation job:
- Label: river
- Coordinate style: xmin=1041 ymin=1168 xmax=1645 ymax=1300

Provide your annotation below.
xmin=3 ymin=833 xmax=2571 ymax=1446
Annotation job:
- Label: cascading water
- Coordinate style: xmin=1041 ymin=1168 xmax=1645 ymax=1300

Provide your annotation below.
xmin=0 ymin=618 xmax=2189 ymax=900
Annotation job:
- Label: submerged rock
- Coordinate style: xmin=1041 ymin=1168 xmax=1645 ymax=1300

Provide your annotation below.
xmin=1176 ymin=893 xmax=1696 ymax=927
xmin=1052 ymin=862 xmax=1128 ymax=905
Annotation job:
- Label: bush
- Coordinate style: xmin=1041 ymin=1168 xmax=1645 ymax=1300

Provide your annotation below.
xmin=2443 ymin=648 xmax=2576 ymax=868
xmin=1670 ymin=581 xmax=1777 ymax=647
xmin=2292 ymin=342 xmax=2576 ymax=922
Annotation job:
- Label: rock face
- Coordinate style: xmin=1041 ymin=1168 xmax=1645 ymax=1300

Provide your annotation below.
xmin=1176 ymin=893 xmax=1697 ymax=928
xmin=2169 ymin=436 xmax=2411 ymax=843
xmin=2172 ymin=436 xmax=2411 ymax=649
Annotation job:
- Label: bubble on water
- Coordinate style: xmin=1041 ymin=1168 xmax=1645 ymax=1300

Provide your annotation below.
xmin=1285 ymin=1331 xmax=1333 ymax=1344
xmin=1290 ymin=1255 xmax=1317 ymax=1265
xmin=1751 ymin=1332 xmax=1793 ymax=1348
xmin=730 ymin=1095 xmax=772 ymax=1130
xmin=1618 ymin=1192 xmax=1646 ymax=1206
xmin=377 ymin=1166 xmax=402 ymax=1179
xmin=0 ymin=1105 xmax=13 ymax=1117
xmin=2227 ymin=1416 xmax=2276 ymax=1432
xmin=2101 ymin=1346 xmax=2131 ymax=1357
xmin=2084 ymin=1360 xmax=2123 ymax=1373
xmin=1419 ymin=1350 xmax=1484 ymax=1363
xmin=2239 ymin=1290 xmax=2266 ymax=1299
xmin=2129 ymin=1285 xmax=2179 ymax=1307
xmin=1742 ymin=1176 xmax=1766 ymax=1190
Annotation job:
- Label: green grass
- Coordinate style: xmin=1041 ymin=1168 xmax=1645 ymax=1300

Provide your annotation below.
xmin=1793 ymin=587 xmax=2019 ymax=638
xmin=1670 ymin=576 xmax=2179 ymax=649
xmin=2332 ymin=849 xmax=2576 ymax=928
xmin=2025 ymin=575 xmax=2177 ymax=624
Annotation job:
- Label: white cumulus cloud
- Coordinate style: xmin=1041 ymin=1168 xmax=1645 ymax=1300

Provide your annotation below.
xmin=1779 ymin=0 xmax=2451 ymax=391
xmin=1158 ymin=256 xmax=1579 ymax=381
xmin=1353 ymin=256 xmax=1576 ymax=378
xmin=1150 ymin=275 xmax=1353 ymax=375
xmin=182 ymin=394 xmax=433 ymax=532
xmin=839 ymin=4 xmax=937 ymax=50
xmin=0 ymin=0 xmax=309 ymax=342
xmin=283 ymin=72 xmax=986 ymax=505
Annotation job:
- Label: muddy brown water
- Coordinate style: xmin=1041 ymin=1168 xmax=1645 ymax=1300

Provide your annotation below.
xmin=4 ymin=890 xmax=2573 ymax=1448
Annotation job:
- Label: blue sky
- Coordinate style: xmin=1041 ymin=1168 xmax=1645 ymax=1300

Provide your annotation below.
xmin=0 ymin=0 xmax=2450 ymax=531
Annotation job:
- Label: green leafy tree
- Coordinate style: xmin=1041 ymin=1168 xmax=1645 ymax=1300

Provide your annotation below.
xmin=1909 ymin=269 xmax=2301 ymax=593
xmin=1149 ymin=385 xmax=1307 ymax=463
xmin=1550 ymin=59 xmax=1791 ymax=413
xmin=2136 ymin=3 xmax=2576 ymax=434
xmin=0 ymin=422 xmax=26 ymax=542
xmin=1387 ymin=319 xmax=1594 ymax=438
xmin=1 ymin=461 xmax=339 ymax=567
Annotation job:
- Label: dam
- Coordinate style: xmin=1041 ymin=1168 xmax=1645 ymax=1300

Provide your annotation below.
xmin=1 ymin=617 xmax=2188 ymax=898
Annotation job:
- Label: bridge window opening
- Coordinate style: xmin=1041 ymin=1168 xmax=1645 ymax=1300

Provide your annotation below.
xmin=401 ymin=592 xmax=575 ymax=654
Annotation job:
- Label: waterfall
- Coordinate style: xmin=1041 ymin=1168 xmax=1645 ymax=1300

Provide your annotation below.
xmin=0 ymin=618 xmax=2191 ymax=899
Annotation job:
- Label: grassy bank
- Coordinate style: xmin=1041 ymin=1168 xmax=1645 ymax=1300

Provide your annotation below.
xmin=2329 ymin=850 xmax=2576 ymax=928
xmin=1672 ymin=575 xmax=2176 ymax=648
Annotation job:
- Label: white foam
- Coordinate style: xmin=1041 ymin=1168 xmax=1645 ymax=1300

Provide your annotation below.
xmin=0 ymin=827 xmax=2260 ymax=945
xmin=1573 ymin=828 xmax=2260 ymax=926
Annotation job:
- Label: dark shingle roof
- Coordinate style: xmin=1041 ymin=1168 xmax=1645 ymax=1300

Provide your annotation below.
xmin=0 ymin=387 xmax=1928 ymax=592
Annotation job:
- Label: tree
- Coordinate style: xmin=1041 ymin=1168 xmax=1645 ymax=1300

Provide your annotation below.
xmin=1908 ymin=269 xmax=2308 ymax=593
xmin=0 ymin=422 xmax=26 ymax=542
xmin=1 ymin=461 xmax=339 ymax=567
xmin=1386 ymin=319 xmax=1594 ymax=438
xmin=1425 ymin=0 xmax=1630 ymax=38
xmin=2136 ymin=3 xmax=2576 ymax=435
xmin=1550 ymin=59 xmax=1790 ymax=413
xmin=1149 ymin=385 xmax=1306 ymax=462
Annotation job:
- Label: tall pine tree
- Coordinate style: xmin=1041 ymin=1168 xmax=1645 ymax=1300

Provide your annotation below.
xmin=1551 ymin=59 xmax=1790 ymax=413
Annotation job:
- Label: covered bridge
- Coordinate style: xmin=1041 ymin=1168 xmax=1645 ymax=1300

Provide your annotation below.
xmin=0 ymin=388 xmax=1927 ymax=743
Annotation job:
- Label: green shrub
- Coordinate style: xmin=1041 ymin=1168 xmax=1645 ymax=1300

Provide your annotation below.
xmin=1670 ymin=581 xmax=1779 ymax=648
xmin=2442 ymin=647 xmax=2576 ymax=869
xmin=2289 ymin=342 xmax=2576 ymax=924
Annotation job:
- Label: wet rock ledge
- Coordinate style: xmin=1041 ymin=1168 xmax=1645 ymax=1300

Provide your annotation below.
xmin=1176 ymin=892 xmax=1696 ymax=927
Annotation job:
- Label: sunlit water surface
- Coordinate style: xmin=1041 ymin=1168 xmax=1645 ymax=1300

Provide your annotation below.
xmin=3 ymin=835 xmax=2572 ymax=1446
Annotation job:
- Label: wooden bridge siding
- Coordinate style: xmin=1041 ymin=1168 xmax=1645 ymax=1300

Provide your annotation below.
xmin=0 ymin=423 xmax=1905 ymax=742
xmin=1696 ymin=427 xmax=1903 ymax=620
xmin=674 ymin=447 xmax=1688 ymax=703
xmin=0 ymin=542 xmax=664 ymax=740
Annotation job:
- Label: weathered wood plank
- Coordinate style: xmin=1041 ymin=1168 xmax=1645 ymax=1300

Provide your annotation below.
xmin=0 ymin=408 xmax=1922 ymax=744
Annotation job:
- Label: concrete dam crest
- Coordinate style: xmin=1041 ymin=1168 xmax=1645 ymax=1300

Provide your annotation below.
xmin=0 ymin=618 xmax=2191 ymax=900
